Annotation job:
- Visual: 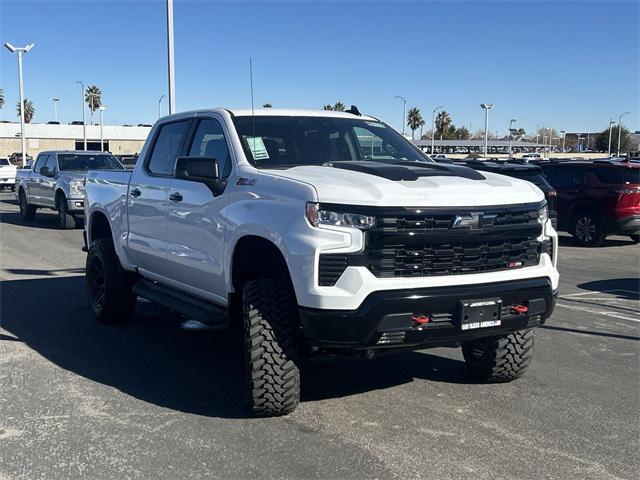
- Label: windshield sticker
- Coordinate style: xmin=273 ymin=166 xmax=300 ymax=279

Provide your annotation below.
xmin=246 ymin=136 xmax=270 ymax=160
xmin=365 ymin=121 xmax=385 ymax=128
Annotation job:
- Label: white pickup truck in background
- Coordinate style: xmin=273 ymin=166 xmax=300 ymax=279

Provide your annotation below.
xmin=84 ymin=108 xmax=559 ymax=416
xmin=0 ymin=158 xmax=17 ymax=191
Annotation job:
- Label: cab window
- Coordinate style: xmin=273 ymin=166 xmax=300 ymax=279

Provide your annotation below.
xmin=187 ymin=119 xmax=232 ymax=178
xmin=33 ymin=154 xmax=49 ymax=173
xmin=147 ymin=120 xmax=191 ymax=176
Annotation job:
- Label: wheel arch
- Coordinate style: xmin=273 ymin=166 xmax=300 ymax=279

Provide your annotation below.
xmin=567 ymin=200 xmax=605 ymax=222
xmin=87 ymin=210 xmax=114 ymax=246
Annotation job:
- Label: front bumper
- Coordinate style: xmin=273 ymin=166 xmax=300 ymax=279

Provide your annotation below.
xmin=67 ymin=197 xmax=84 ymax=213
xmin=0 ymin=177 xmax=15 ymax=185
xmin=616 ymin=215 xmax=640 ymax=235
xmin=300 ymin=277 xmax=556 ymax=350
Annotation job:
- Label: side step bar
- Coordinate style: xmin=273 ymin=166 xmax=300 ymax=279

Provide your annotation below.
xmin=133 ymin=279 xmax=228 ymax=329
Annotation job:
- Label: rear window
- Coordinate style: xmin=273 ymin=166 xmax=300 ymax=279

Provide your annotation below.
xmin=0 ymin=159 xmax=10 ymax=166
xmin=58 ymin=154 xmax=123 ymax=171
xmin=621 ymin=168 xmax=640 ymax=184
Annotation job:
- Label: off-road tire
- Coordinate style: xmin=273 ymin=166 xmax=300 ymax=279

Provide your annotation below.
xmin=86 ymin=238 xmax=136 ymax=324
xmin=18 ymin=189 xmax=36 ymax=220
xmin=56 ymin=194 xmax=76 ymax=229
xmin=570 ymin=209 xmax=605 ymax=247
xmin=462 ymin=329 xmax=534 ymax=382
xmin=10 ymin=185 xmax=15 ymax=192
xmin=243 ymin=278 xmax=300 ymax=417
xmin=629 ymin=234 xmax=640 ymax=244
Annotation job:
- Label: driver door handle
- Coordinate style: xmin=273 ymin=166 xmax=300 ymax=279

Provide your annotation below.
xmin=130 ymin=187 xmax=141 ymax=198
xmin=169 ymin=192 xmax=183 ymax=202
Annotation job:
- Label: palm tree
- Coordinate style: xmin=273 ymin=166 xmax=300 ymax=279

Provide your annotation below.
xmin=323 ymin=102 xmax=345 ymax=112
xmin=85 ymin=85 xmax=102 ymax=124
xmin=16 ymin=98 xmax=35 ymax=123
xmin=435 ymin=111 xmax=452 ymax=140
xmin=406 ymin=107 xmax=424 ymax=140
xmin=262 ymin=103 xmax=272 ymax=108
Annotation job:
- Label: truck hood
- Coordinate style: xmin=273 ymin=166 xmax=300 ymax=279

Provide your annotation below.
xmin=265 ymin=162 xmax=544 ymax=207
xmin=60 ymin=171 xmax=89 ymax=182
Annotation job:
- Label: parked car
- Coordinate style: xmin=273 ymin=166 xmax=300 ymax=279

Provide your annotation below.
xmin=459 ymin=160 xmax=558 ymax=228
xmin=8 ymin=152 xmax=33 ymax=165
xmin=84 ymin=108 xmax=558 ymax=417
xmin=522 ymin=153 xmax=542 ymax=162
xmin=0 ymin=158 xmax=17 ymax=191
xmin=114 ymin=154 xmax=139 ymax=169
xmin=16 ymin=150 xmax=124 ymax=229
xmin=539 ymin=159 xmax=640 ymax=246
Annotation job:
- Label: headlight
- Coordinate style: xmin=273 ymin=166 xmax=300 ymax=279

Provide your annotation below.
xmin=306 ymin=203 xmax=375 ymax=229
xmin=538 ymin=204 xmax=548 ymax=225
xmin=70 ymin=180 xmax=85 ymax=196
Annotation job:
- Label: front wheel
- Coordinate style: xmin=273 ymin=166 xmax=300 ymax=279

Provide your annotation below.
xmin=10 ymin=185 xmax=15 ymax=192
xmin=243 ymin=278 xmax=301 ymax=417
xmin=86 ymin=238 xmax=136 ymax=324
xmin=571 ymin=210 xmax=605 ymax=247
xmin=462 ymin=329 xmax=534 ymax=382
xmin=56 ymin=194 xmax=76 ymax=229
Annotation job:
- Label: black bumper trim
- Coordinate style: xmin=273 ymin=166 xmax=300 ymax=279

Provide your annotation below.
xmin=300 ymin=277 xmax=556 ymax=350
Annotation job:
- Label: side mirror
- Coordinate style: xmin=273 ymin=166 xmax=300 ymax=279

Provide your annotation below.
xmin=40 ymin=167 xmax=54 ymax=177
xmin=175 ymin=156 xmax=224 ymax=195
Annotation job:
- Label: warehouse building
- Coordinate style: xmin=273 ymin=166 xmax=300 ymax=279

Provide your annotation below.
xmin=0 ymin=122 xmax=151 ymax=158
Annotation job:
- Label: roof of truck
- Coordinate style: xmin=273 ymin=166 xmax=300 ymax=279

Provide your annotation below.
xmin=227 ymin=108 xmax=378 ymax=121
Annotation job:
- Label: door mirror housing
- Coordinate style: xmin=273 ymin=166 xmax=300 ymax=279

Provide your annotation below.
xmin=40 ymin=167 xmax=54 ymax=177
xmin=174 ymin=156 xmax=225 ymax=195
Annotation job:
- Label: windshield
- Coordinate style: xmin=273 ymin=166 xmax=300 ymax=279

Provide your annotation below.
xmin=57 ymin=153 xmax=123 ymax=171
xmin=233 ymin=116 xmax=431 ymax=168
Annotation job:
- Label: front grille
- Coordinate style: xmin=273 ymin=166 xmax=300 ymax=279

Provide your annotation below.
xmin=317 ymin=203 xmax=544 ymax=285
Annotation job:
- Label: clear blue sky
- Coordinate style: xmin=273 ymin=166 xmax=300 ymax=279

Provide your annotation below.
xmin=1 ymin=0 xmax=638 ymax=135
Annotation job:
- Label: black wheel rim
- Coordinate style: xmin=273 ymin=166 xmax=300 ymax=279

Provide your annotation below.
xmin=576 ymin=216 xmax=596 ymax=242
xmin=88 ymin=257 xmax=106 ymax=310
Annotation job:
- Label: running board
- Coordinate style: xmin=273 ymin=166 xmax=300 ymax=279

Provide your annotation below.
xmin=133 ymin=279 xmax=228 ymax=329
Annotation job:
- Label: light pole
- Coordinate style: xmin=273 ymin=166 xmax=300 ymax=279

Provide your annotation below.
xmin=576 ymin=135 xmax=583 ymax=152
xmin=166 ymin=0 xmax=176 ymax=114
xmin=431 ymin=105 xmax=443 ymax=154
xmin=51 ymin=97 xmax=60 ymax=122
xmin=560 ymin=130 xmax=566 ymax=153
xmin=617 ymin=111 xmax=630 ymax=156
xmin=99 ymin=106 xmax=106 ymax=151
xmin=158 ymin=94 xmax=166 ymax=119
xmin=75 ymin=81 xmax=87 ymax=150
xmin=394 ymin=96 xmax=406 ymax=135
xmin=480 ymin=103 xmax=494 ymax=157
xmin=508 ymin=118 xmax=516 ymax=157
xmin=547 ymin=127 xmax=553 ymax=158
xmin=607 ymin=120 xmax=615 ymax=157
xmin=4 ymin=42 xmax=34 ymax=167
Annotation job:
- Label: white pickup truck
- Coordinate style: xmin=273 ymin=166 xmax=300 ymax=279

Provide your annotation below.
xmin=0 ymin=158 xmax=17 ymax=191
xmin=84 ymin=108 xmax=559 ymax=416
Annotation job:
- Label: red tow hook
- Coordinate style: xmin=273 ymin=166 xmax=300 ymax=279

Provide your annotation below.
xmin=512 ymin=304 xmax=529 ymax=315
xmin=412 ymin=315 xmax=430 ymax=325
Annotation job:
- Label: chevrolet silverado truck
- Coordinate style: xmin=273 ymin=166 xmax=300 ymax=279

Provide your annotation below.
xmin=84 ymin=108 xmax=559 ymax=416
xmin=16 ymin=150 xmax=124 ymax=229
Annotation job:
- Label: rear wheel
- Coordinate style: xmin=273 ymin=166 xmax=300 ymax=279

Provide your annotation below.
xmin=462 ymin=329 xmax=534 ymax=382
xmin=18 ymin=189 xmax=36 ymax=220
xmin=86 ymin=238 xmax=136 ymax=324
xmin=56 ymin=194 xmax=75 ymax=229
xmin=243 ymin=278 xmax=300 ymax=417
xmin=571 ymin=210 xmax=605 ymax=247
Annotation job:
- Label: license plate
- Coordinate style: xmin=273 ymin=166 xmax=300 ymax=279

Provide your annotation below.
xmin=457 ymin=298 xmax=502 ymax=331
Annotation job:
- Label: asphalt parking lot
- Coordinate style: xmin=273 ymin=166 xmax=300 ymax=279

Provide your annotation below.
xmin=0 ymin=191 xmax=638 ymax=480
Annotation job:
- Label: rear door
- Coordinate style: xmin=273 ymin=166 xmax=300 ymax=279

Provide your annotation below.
xmin=543 ymin=165 xmax=587 ymax=223
xmin=165 ymin=115 xmax=233 ymax=303
xmin=127 ymin=118 xmax=192 ymax=277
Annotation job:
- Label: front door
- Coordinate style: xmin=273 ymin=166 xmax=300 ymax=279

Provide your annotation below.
xmin=126 ymin=118 xmax=192 ymax=277
xmin=28 ymin=153 xmax=48 ymax=204
xmin=39 ymin=154 xmax=57 ymax=207
xmin=166 ymin=116 xmax=233 ymax=304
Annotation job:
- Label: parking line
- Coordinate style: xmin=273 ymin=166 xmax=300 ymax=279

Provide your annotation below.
xmin=555 ymin=302 xmax=640 ymax=323
xmin=561 ymin=289 xmax=639 ymax=298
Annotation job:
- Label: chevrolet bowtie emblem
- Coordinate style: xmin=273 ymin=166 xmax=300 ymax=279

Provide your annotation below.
xmin=452 ymin=212 xmax=496 ymax=229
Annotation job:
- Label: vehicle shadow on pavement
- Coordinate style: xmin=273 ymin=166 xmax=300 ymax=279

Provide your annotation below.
xmin=1 ymin=275 xmax=475 ymax=417
xmin=557 ymin=234 xmax=636 ymax=248
xmin=0 ymin=211 xmax=66 ymax=230
xmin=576 ymin=278 xmax=640 ymax=300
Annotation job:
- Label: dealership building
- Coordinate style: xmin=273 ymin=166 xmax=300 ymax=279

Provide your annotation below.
xmin=0 ymin=122 xmax=151 ymax=159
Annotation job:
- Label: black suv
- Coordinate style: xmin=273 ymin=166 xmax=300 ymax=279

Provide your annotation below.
xmin=538 ymin=159 xmax=640 ymax=246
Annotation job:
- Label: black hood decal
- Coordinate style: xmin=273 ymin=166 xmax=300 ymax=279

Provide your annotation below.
xmin=329 ymin=160 xmax=485 ymax=181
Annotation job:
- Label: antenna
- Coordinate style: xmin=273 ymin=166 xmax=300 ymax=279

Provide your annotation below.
xmin=249 ymin=57 xmax=256 ymax=153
